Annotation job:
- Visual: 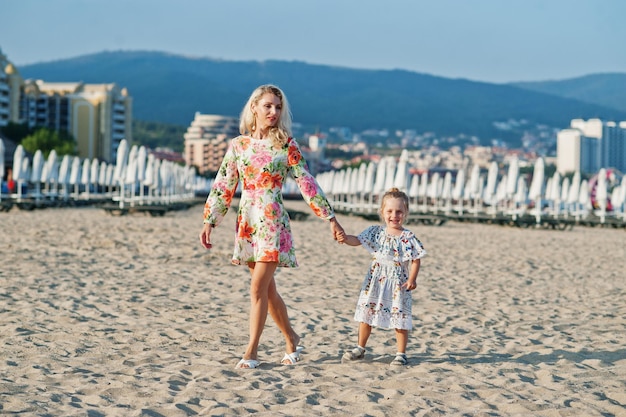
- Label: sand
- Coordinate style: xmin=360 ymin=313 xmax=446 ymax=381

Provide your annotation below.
xmin=1 ymin=200 xmax=625 ymax=416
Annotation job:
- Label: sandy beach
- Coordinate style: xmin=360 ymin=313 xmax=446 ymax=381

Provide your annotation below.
xmin=1 ymin=200 xmax=625 ymax=416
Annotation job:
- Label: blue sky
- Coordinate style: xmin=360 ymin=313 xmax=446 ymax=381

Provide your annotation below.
xmin=2 ymin=0 xmax=625 ymax=83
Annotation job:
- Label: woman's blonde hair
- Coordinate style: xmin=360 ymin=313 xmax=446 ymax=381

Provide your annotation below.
xmin=380 ymin=187 xmax=410 ymax=213
xmin=239 ymin=84 xmax=293 ymax=148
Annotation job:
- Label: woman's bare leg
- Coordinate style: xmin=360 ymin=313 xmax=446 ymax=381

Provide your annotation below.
xmin=267 ymin=276 xmax=300 ymax=357
xmin=242 ymin=262 xmax=278 ymax=363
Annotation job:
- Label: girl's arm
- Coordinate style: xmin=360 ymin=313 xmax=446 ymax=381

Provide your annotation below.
xmin=339 ymin=234 xmax=361 ymax=246
xmin=403 ymin=259 xmax=421 ymax=290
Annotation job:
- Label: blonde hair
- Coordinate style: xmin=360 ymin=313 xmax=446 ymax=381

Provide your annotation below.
xmin=239 ymin=84 xmax=292 ymax=148
xmin=380 ymin=187 xmax=410 ymax=213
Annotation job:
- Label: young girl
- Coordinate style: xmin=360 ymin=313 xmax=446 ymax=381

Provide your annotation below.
xmin=338 ymin=187 xmax=426 ymax=366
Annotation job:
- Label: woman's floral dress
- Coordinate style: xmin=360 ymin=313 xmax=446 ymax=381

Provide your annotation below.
xmin=354 ymin=225 xmax=427 ymax=330
xmin=203 ymin=136 xmax=334 ymax=267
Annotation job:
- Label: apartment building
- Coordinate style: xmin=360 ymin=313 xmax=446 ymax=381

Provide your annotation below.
xmin=0 ymin=49 xmax=23 ymax=127
xmin=557 ymin=118 xmax=626 ymax=175
xmin=20 ymin=80 xmax=132 ymax=162
xmin=1 ymin=48 xmax=132 ymax=163
xmin=183 ymin=113 xmax=239 ymax=174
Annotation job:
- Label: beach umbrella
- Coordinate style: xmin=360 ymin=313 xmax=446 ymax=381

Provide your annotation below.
xmin=567 ymin=172 xmax=581 ymax=204
xmin=98 ymin=162 xmax=108 ymax=186
xmin=372 ymin=157 xmax=387 ymax=195
xmin=418 ymin=172 xmax=428 ymax=198
xmin=528 ymin=157 xmax=544 ymax=201
xmin=90 ymin=159 xmax=100 ymax=185
xmin=514 ymin=177 xmax=527 ymax=204
xmin=41 ymin=150 xmax=56 ymax=184
xmin=362 ymin=162 xmax=376 ymax=200
xmin=69 ymin=156 xmax=82 ymax=185
xmin=12 ymin=145 xmax=25 ymax=181
xmin=137 ymin=146 xmax=147 ymax=183
xmin=506 ymin=157 xmax=518 ymax=197
xmin=560 ymin=177 xmax=570 ymax=203
xmin=81 ymin=158 xmax=91 ymax=186
xmin=408 ymin=174 xmax=419 ymax=199
xmin=578 ymin=180 xmax=589 ymax=206
xmin=383 ymin=156 xmax=397 ymax=192
xmin=30 ymin=150 xmax=44 ymax=183
xmin=483 ymin=162 xmax=498 ymax=205
xmin=468 ymin=164 xmax=480 ymax=199
xmin=495 ymin=174 xmax=508 ymax=205
xmin=427 ymin=172 xmax=440 ymax=199
xmin=452 ymin=168 xmax=465 ymax=201
xmin=356 ymin=162 xmax=368 ymax=194
xmin=113 ymin=139 xmax=129 ymax=184
xmin=393 ymin=149 xmax=410 ymax=192
xmin=58 ymin=155 xmax=71 ymax=185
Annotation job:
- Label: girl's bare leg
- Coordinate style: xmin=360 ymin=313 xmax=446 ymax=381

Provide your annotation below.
xmin=242 ymin=262 xmax=278 ymax=361
xmin=395 ymin=329 xmax=408 ymax=353
xmin=358 ymin=322 xmax=372 ymax=348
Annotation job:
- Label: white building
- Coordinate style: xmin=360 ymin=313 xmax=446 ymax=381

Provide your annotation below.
xmin=557 ymin=118 xmax=626 ymax=175
xmin=183 ymin=113 xmax=239 ymax=174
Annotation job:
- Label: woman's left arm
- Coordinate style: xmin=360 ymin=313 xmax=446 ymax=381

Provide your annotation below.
xmin=287 ymin=138 xmax=335 ymax=221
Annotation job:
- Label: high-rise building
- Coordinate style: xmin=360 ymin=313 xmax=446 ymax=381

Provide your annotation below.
xmin=0 ymin=49 xmax=23 ymax=127
xmin=183 ymin=113 xmax=239 ymax=174
xmin=1 ymin=48 xmax=132 ymax=163
xmin=20 ymin=80 xmax=132 ymax=162
xmin=557 ymin=118 xmax=626 ymax=175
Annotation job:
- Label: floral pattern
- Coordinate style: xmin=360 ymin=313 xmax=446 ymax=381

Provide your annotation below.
xmin=203 ymin=136 xmax=334 ymax=267
xmin=353 ymin=225 xmax=427 ymax=330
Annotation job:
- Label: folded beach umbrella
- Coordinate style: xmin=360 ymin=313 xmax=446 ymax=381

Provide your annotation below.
xmin=81 ymin=158 xmax=91 ymax=186
xmin=384 ymin=156 xmax=397 ymax=192
xmin=58 ymin=155 xmax=71 ymax=185
xmin=528 ymin=158 xmax=544 ymax=201
xmin=30 ymin=150 xmax=44 ymax=183
xmin=90 ymin=159 xmax=100 ymax=185
xmin=69 ymin=156 xmax=81 ymax=185
xmin=567 ymin=172 xmax=581 ymax=204
xmin=113 ymin=139 xmax=129 ymax=184
xmin=12 ymin=145 xmax=25 ymax=181
xmin=483 ymin=162 xmax=498 ymax=205
xmin=506 ymin=157 xmax=518 ymax=197
xmin=452 ymin=168 xmax=465 ymax=201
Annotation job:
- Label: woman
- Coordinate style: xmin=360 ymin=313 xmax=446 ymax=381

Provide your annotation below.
xmin=199 ymin=84 xmax=344 ymax=369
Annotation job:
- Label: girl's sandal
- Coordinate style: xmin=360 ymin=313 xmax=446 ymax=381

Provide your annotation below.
xmin=390 ymin=353 xmax=407 ymax=366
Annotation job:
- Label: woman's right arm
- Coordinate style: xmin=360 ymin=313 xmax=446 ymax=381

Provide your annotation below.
xmin=203 ymin=142 xmax=239 ymax=228
xmin=199 ymin=143 xmax=239 ymax=249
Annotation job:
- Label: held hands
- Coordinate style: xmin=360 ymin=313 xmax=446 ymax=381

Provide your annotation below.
xmin=199 ymin=223 xmax=213 ymax=249
xmin=329 ymin=217 xmax=346 ymax=243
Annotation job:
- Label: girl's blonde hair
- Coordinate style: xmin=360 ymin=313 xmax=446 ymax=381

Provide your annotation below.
xmin=380 ymin=187 xmax=410 ymax=213
xmin=239 ymin=84 xmax=293 ymax=148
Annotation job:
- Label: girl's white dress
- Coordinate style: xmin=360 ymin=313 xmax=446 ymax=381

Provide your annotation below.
xmin=354 ymin=225 xmax=427 ymax=330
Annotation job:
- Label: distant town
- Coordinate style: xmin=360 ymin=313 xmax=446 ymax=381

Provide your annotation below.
xmin=2 ymin=47 xmax=625 ymax=192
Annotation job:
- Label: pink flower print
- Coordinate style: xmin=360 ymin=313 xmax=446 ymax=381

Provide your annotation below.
xmin=250 ymin=151 xmax=272 ymax=167
xmin=297 ymin=176 xmax=318 ymax=198
xmin=279 ymin=229 xmax=292 ymax=252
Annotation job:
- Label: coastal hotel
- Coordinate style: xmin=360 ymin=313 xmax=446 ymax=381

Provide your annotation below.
xmin=0 ymin=48 xmax=132 ymax=163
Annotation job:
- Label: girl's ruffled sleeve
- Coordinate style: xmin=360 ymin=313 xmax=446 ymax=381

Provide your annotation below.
xmin=400 ymin=231 xmax=427 ymax=261
xmin=203 ymin=141 xmax=239 ymax=227
xmin=357 ymin=226 xmax=381 ymax=254
xmin=287 ymin=138 xmax=335 ymax=220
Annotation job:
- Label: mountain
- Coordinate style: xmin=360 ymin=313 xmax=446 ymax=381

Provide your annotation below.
xmin=18 ymin=51 xmax=626 ymax=144
xmin=510 ymin=73 xmax=626 ymax=113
